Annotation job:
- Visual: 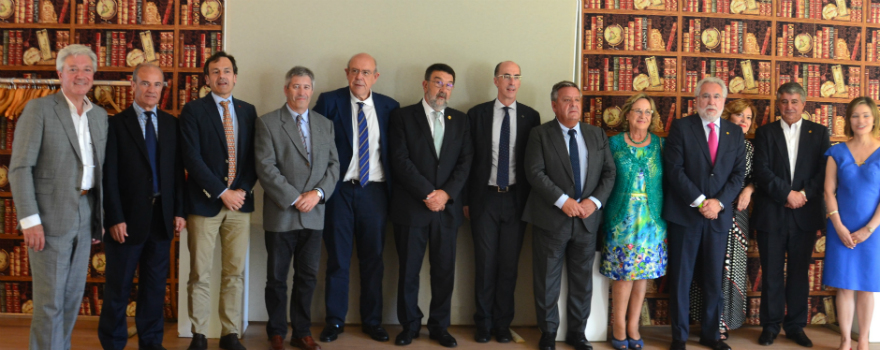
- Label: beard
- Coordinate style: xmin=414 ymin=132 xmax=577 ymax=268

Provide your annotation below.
xmin=426 ymin=92 xmax=448 ymax=110
xmin=698 ymin=105 xmax=721 ymax=122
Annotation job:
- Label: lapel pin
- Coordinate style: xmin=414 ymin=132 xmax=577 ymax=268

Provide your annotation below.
xmin=726 ymin=132 xmax=729 ymax=135
xmin=809 ymin=130 xmax=812 ymax=133
xmin=447 ymin=116 xmax=451 ymax=120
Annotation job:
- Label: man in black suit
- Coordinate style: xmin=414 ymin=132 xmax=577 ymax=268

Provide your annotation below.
xmin=98 ymin=63 xmax=185 ymax=350
xmin=751 ymin=82 xmax=830 ymax=348
xmin=663 ymin=77 xmax=745 ymax=350
xmin=523 ymin=81 xmax=616 ymax=350
xmin=388 ymin=63 xmax=473 ymax=348
xmin=464 ymin=61 xmax=540 ymax=343
xmin=179 ymin=51 xmax=257 ymax=350
xmin=313 ymin=53 xmax=399 ymax=343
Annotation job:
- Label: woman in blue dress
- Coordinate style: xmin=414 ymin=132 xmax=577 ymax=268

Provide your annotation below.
xmin=600 ymin=93 xmax=667 ymax=350
xmin=824 ymin=96 xmax=880 ymax=350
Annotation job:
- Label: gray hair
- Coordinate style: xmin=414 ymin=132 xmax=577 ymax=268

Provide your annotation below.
xmin=132 ymin=62 xmax=164 ymax=82
xmin=285 ymin=66 xmax=315 ymax=87
xmin=776 ymin=82 xmax=806 ymax=100
xmin=347 ymin=53 xmax=379 ymax=73
xmin=56 ymin=44 xmax=98 ymax=72
xmin=551 ymin=81 xmax=579 ymax=101
xmin=694 ymin=76 xmax=728 ymax=100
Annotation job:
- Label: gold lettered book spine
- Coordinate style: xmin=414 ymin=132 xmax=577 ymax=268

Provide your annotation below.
xmin=645 ymin=56 xmax=662 ymax=87
xmin=140 ymin=30 xmax=157 ymax=62
xmin=36 ymin=29 xmax=51 ymax=61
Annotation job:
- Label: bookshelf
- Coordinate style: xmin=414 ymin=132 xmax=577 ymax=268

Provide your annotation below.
xmin=0 ymin=0 xmax=224 ymax=320
xmin=582 ymin=0 xmax=852 ymax=328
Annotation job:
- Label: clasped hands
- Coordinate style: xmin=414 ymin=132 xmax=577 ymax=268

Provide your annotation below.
xmin=561 ymin=198 xmax=597 ymax=219
xmin=699 ymin=198 xmax=722 ymax=220
xmin=783 ymin=190 xmax=807 ymax=209
xmin=220 ymin=188 xmax=247 ymax=211
xmin=424 ymin=190 xmax=449 ymax=212
xmin=294 ymin=190 xmax=321 ymax=213
xmin=835 ymin=224 xmax=872 ymax=249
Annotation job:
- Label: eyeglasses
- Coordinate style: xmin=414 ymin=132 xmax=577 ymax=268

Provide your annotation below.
xmin=431 ymin=80 xmax=455 ymax=89
xmin=348 ymin=68 xmax=374 ymax=76
xmin=495 ymin=74 xmax=522 ymax=81
xmin=631 ymin=109 xmax=653 ymax=116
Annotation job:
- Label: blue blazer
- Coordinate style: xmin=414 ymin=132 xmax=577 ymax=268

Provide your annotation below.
xmin=313 ymin=87 xmax=399 ymax=195
xmin=662 ymin=114 xmax=746 ymax=232
xmin=179 ymin=94 xmax=258 ymax=216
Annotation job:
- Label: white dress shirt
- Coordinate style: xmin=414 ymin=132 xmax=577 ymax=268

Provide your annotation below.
xmin=20 ymin=90 xmax=95 ymax=230
xmin=343 ymin=90 xmax=385 ymax=182
xmin=781 ymin=118 xmax=802 ymax=183
xmin=691 ymin=117 xmax=723 ymax=208
xmin=553 ymin=121 xmax=602 ymax=210
xmin=489 ymin=99 xmax=517 ymax=186
xmin=422 ymin=98 xmax=446 ymax=134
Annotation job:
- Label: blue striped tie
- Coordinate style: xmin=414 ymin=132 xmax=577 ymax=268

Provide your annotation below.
xmin=357 ymin=102 xmax=369 ymax=187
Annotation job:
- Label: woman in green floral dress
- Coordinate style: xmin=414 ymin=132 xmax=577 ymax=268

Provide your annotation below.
xmin=600 ymin=93 xmax=668 ymax=350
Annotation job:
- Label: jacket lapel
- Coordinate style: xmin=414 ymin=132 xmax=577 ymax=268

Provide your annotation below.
xmin=792 ymin=121 xmax=812 ymax=179
xmin=481 ymin=103 xmax=495 ymax=158
xmin=53 ymin=92 xmax=83 ymax=162
xmin=771 ymin=121 xmax=792 ymax=182
xmin=690 ymin=117 xmax=712 ymax=165
xmin=201 ymin=95 xmax=227 ymax=153
xmin=549 ymin=122 xmax=575 ymax=184
xmin=340 ymin=93 xmax=354 ymax=150
xmin=122 ymin=108 xmax=150 ymax=164
xmin=306 ymin=112 xmax=324 ymax=182
xmin=579 ymin=123 xmax=597 ymax=200
xmin=439 ymin=110 xmax=457 ymax=162
xmin=233 ymin=98 xmax=248 ymax=168
xmin=415 ymin=102 xmax=438 ymax=159
xmin=280 ymin=105 xmax=310 ymax=162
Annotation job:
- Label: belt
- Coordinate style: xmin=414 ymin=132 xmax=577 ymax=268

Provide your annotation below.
xmin=80 ymin=189 xmax=89 ymax=196
xmin=347 ymin=179 xmax=383 ymax=185
xmin=488 ymin=184 xmax=515 ymax=193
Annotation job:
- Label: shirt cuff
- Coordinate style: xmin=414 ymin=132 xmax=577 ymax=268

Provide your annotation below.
xmin=690 ymin=194 xmax=706 ymax=208
xmin=588 ymin=196 xmax=602 ymax=210
xmin=20 ymin=214 xmax=41 ymax=230
xmin=218 ymin=188 xmax=227 ymax=198
xmin=554 ymin=194 xmax=569 ymax=209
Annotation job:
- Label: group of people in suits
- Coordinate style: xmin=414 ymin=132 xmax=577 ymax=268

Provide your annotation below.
xmin=9 ymin=43 xmax=880 ymax=350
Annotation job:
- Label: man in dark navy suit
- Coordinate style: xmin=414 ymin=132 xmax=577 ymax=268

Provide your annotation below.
xmin=99 ymin=63 xmax=185 ymax=350
xmin=313 ymin=53 xmax=399 ymax=343
xmin=179 ymin=51 xmax=257 ymax=350
xmin=663 ymin=77 xmax=745 ymax=350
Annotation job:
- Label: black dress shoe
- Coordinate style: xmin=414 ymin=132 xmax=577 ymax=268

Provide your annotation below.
xmin=395 ymin=329 xmax=419 ymax=346
xmin=219 ymin=333 xmax=247 ymax=350
xmin=698 ymin=338 xmax=731 ymax=350
xmin=539 ymin=332 xmax=556 ymax=350
xmin=669 ymin=340 xmax=687 ymax=350
xmin=319 ymin=324 xmax=344 ymax=342
xmin=188 ymin=333 xmax=207 ymax=350
xmin=786 ymin=329 xmax=813 ymax=347
xmin=495 ymin=328 xmax=513 ymax=343
xmin=758 ymin=329 xmax=778 ymax=345
xmin=362 ymin=324 xmax=389 ymax=342
xmin=429 ymin=330 xmax=458 ymax=348
xmin=564 ymin=332 xmax=593 ymax=350
xmin=475 ymin=327 xmax=492 ymax=343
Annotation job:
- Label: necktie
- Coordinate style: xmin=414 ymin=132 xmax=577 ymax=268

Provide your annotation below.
xmin=433 ymin=111 xmax=444 ymax=157
xmin=708 ymin=122 xmax=718 ymax=165
xmin=497 ymin=107 xmax=511 ymax=188
xmin=568 ymin=129 xmax=582 ymax=201
xmin=144 ymin=111 xmax=159 ymax=195
xmin=297 ymin=114 xmax=310 ymax=167
xmin=220 ymin=100 xmax=236 ymax=186
xmin=357 ymin=102 xmax=370 ymax=187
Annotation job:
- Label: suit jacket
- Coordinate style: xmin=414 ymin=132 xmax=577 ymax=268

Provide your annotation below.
xmin=662 ymin=114 xmax=746 ymax=232
xmin=522 ymin=120 xmax=616 ymax=234
xmin=465 ymin=99 xmax=541 ymax=220
xmin=103 ymin=106 xmax=185 ymax=244
xmin=255 ymin=106 xmax=340 ymax=232
xmin=751 ymin=119 xmax=830 ymax=232
xmin=313 ymin=86 xmax=399 ymax=196
xmin=388 ymin=101 xmax=473 ymax=228
xmin=9 ymin=92 xmax=107 ymax=240
xmin=179 ymin=94 xmax=258 ymax=217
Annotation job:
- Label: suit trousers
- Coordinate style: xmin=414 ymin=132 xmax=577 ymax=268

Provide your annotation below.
xmin=668 ymin=220 xmax=727 ymax=342
xmin=757 ymin=212 xmax=817 ymax=334
xmin=186 ymin=208 xmax=250 ymax=336
xmin=532 ymin=220 xmax=596 ymax=334
xmin=394 ymin=220 xmax=458 ymax=333
xmin=28 ymin=193 xmax=94 ymax=350
xmin=470 ymin=189 xmax=525 ymax=330
xmin=323 ymin=181 xmax=387 ymax=326
xmin=98 ymin=200 xmax=171 ymax=350
xmin=264 ymin=229 xmax=322 ymax=339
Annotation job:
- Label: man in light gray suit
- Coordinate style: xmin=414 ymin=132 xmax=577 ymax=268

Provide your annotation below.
xmin=254 ymin=66 xmax=339 ymax=350
xmin=523 ymin=81 xmax=615 ymax=350
xmin=9 ymin=44 xmax=108 ymax=350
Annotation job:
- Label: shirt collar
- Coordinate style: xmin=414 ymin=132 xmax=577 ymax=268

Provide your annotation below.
xmin=211 ymin=92 xmax=233 ymax=106
xmin=350 ymin=90 xmax=375 ymax=107
xmin=781 ymin=117 xmax=802 ymax=132
xmin=286 ymin=104 xmax=309 ymax=121
xmin=60 ymin=89 xmax=94 ymax=115
xmin=494 ymin=99 xmax=517 ymax=113
xmin=701 ymin=117 xmax=721 ymax=130
xmin=132 ymin=103 xmax=156 ymax=117
xmin=422 ymin=98 xmax=444 ymax=116
xmin=557 ymin=119 xmax=580 ymax=135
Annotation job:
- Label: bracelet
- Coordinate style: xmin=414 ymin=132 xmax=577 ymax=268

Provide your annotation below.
xmin=868 ymin=225 xmax=875 ymax=234
xmin=827 ymin=210 xmax=839 ymax=218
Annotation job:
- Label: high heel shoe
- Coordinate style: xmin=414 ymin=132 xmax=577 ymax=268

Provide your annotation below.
xmin=611 ymin=337 xmax=629 ymax=350
xmin=627 ymin=337 xmax=644 ymax=350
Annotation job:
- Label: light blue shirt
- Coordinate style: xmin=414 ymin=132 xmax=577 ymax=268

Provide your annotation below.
xmin=553 ymin=121 xmax=602 ymax=210
xmin=212 ymin=93 xmax=238 ymax=150
xmin=132 ymin=103 xmax=159 ymax=139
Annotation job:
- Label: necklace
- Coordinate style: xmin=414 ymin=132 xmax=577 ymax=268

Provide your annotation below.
xmin=628 ymin=131 xmax=649 ymax=144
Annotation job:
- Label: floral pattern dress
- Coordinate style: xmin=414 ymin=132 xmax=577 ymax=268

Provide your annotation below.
xmin=600 ymin=133 xmax=667 ymax=281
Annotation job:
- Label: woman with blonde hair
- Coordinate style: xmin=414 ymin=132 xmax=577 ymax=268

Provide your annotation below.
xmin=824 ymin=97 xmax=880 ymax=350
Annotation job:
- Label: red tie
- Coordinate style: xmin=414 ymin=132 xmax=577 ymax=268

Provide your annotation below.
xmin=708 ymin=123 xmax=718 ymax=165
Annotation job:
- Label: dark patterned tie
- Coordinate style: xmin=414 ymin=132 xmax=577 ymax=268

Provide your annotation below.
xmin=569 ymin=129 xmax=582 ymax=200
xmin=497 ymin=107 xmax=511 ymax=189
xmin=357 ymin=102 xmax=369 ymax=187
xmin=144 ymin=111 xmax=159 ymax=194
